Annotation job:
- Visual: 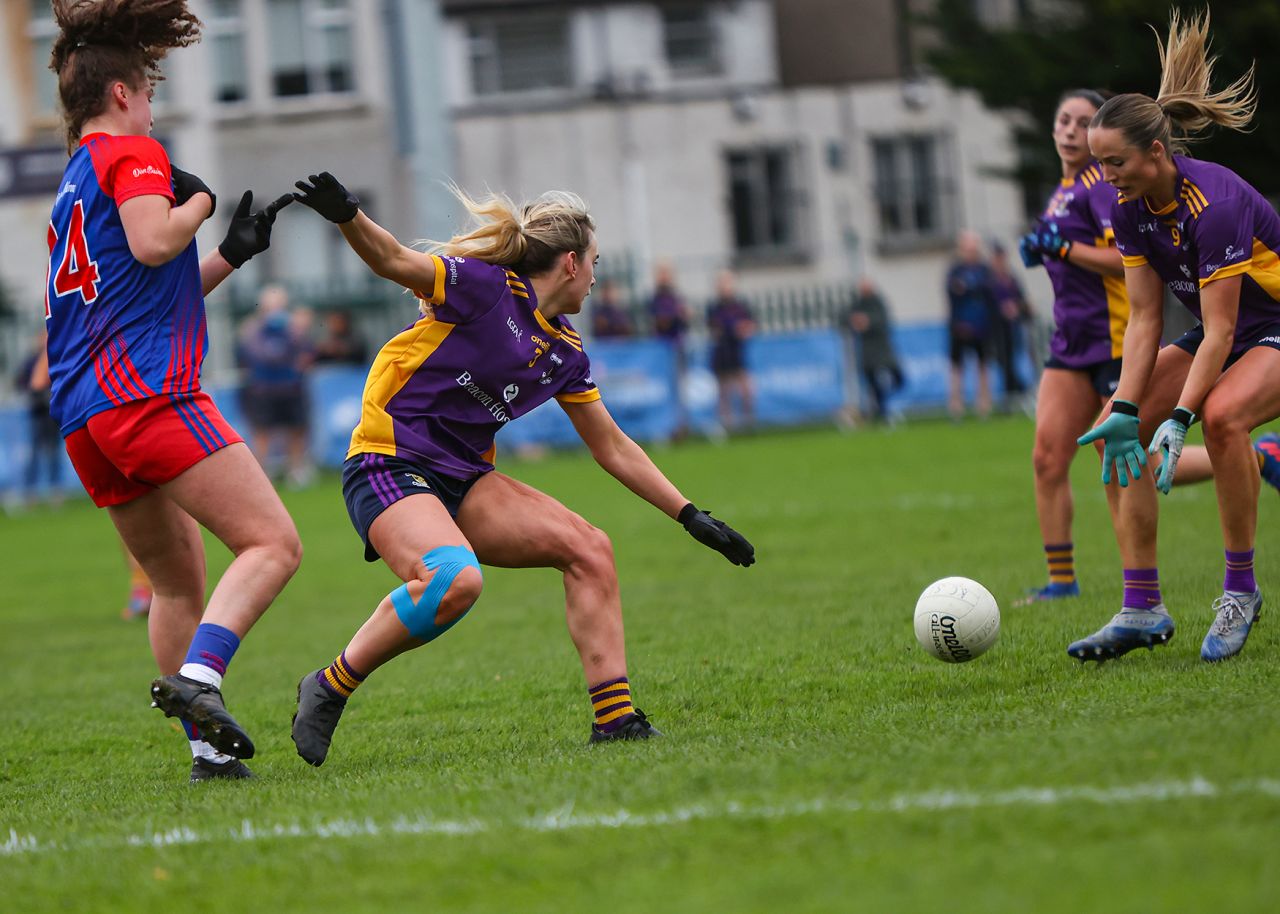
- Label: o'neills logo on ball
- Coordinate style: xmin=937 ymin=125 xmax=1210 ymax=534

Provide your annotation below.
xmin=930 ymin=613 xmax=971 ymax=662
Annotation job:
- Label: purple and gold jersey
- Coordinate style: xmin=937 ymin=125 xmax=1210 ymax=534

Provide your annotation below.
xmin=1041 ymin=162 xmax=1129 ymax=367
xmin=44 ymin=133 xmax=206 ymax=435
xmin=1111 ymin=156 xmax=1280 ymax=351
xmin=349 ymin=255 xmax=600 ymax=478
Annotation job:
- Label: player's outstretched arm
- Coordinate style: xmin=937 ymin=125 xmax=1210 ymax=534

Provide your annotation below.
xmin=562 ymin=399 xmax=755 ymax=566
xmin=292 ymin=172 xmax=437 ymax=294
xmin=200 ymin=191 xmax=294 ymax=295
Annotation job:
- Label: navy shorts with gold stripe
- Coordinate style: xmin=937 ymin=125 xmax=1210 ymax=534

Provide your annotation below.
xmin=342 ymin=453 xmax=483 ymax=562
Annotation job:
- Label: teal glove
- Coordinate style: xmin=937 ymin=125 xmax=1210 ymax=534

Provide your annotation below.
xmin=1148 ymin=407 xmax=1195 ymax=495
xmin=1077 ymin=400 xmax=1146 ymax=486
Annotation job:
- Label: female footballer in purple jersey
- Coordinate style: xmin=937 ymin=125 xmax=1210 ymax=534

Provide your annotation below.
xmin=47 ymin=1 xmax=298 ymax=781
xmin=288 ymin=174 xmax=755 ymax=765
xmin=1016 ymin=89 xmax=1216 ymax=606
xmin=1070 ymin=10 xmax=1279 ymax=663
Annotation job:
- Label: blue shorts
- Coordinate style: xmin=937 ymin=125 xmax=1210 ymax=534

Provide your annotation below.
xmin=342 ymin=453 xmax=483 ymax=562
xmin=1171 ymin=321 xmax=1280 ymax=371
xmin=1044 ymin=356 xmax=1123 ymax=397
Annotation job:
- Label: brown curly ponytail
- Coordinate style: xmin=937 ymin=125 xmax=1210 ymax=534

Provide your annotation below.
xmin=50 ymin=0 xmax=202 ymax=151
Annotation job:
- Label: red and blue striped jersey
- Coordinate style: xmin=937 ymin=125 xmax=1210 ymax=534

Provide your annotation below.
xmin=44 ymin=132 xmax=207 ymax=435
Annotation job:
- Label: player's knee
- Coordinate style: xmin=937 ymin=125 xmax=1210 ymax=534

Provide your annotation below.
xmin=389 ymin=545 xmax=482 ymax=642
xmin=1032 ymin=441 xmax=1070 ymax=481
xmin=567 ymin=522 xmax=616 ymax=579
xmin=1200 ymin=402 xmax=1247 ymax=444
xmin=434 ymin=564 xmax=483 ymax=626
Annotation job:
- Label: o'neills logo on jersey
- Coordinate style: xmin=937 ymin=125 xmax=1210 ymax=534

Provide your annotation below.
xmin=134 ymin=165 xmax=166 ymax=179
xmin=455 ymin=371 xmax=510 ymax=423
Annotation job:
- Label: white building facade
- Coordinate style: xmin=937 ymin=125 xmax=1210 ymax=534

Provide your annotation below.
xmin=1 ymin=0 xmax=1029 ymax=381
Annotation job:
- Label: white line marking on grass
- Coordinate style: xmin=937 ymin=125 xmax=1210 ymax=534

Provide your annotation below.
xmin=4 ymin=777 xmax=1279 ymax=858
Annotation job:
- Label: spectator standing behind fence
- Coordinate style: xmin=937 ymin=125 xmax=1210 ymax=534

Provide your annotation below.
xmin=945 ymin=230 xmax=997 ymax=419
xmin=313 ymin=309 xmax=368 ymax=366
xmin=707 ymin=269 xmax=756 ymax=434
xmin=14 ymin=330 xmax=63 ymax=508
xmin=989 ymin=242 xmax=1033 ymax=410
xmin=591 ymin=278 xmax=634 ymax=339
xmin=237 ymin=285 xmax=315 ymax=487
xmin=648 ymin=261 xmax=692 ymax=439
xmin=845 ymin=277 xmax=905 ymax=423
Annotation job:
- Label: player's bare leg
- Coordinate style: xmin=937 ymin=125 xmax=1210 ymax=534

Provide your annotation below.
xmin=1020 ymin=367 xmax=1102 ymax=605
xmin=146 ymin=442 xmax=303 ymax=759
xmin=1199 ymin=348 xmax=1280 ymax=660
xmin=460 ymin=472 xmax=658 ymax=743
xmin=1069 ymin=348 xmax=1188 ymax=661
xmin=292 ymin=494 xmax=482 ymax=766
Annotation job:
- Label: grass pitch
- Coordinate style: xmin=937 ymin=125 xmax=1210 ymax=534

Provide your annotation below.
xmin=2 ymin=418 xmax=1278 ymax=913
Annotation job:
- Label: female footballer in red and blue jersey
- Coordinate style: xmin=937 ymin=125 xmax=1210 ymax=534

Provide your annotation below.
xmin=1071 ymin=9 xmax=1280 ymax=664
xmin=286 ymin=174 xmax=756 ymax=766
xmin=46 ymin=0 xmax=298 ymax=783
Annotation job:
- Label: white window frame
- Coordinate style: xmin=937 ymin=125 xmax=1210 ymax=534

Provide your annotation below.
xmin=207 ymin=0 xmax=251 ymax=108
xmin=466 ymin=12 xmax=573 ymax=100
xmin=661 ymin=3 xmax=723 ymax=77
xmin=724 ymin=143 xmax=810 ymax=264
xmin=27 ymin=1 xmax=60 ymax=123
xmin=264 ymin=0 xmax=358 ymax=103
xmin=871 ymin=133 xmax=955 ymax=252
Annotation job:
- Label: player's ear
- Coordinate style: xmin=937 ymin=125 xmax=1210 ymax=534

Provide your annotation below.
xmin=564 ymin=249 xmax=578 ymax=279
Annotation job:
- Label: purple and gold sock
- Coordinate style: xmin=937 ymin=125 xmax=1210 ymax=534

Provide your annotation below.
xmin=1045 ymin=542 xmax=1075 ymax=585
xmin=1224 ymin=548 xmax=1257 ymax=594
xmin=1122 ymin=568 xmax=1162 ymax=610
xmin=317 ymin=651 xmax=366 ymax=699
xmin=589 ymin=676 xmax=635 ymax=733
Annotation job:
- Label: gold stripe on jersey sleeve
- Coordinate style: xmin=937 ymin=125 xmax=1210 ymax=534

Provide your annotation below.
xmin=412 ymin=255 xmax=447 ymax=306
xmin=1247 ymin=239 xmax=1280 ymax=301
xmin=1201 ymin=259 xmax=1252 ymax=286
xmin=509 ymin=286 xmax=530 ymax=299
xmin=1121 ymin=253 xmax=1149 ymax=268
xmin=556 ymin=389 xmax=602 ymax=404
xmin=347 ymin=316 xmax=456 ymax=458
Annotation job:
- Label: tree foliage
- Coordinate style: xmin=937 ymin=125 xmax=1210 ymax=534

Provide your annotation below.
xmin=926 ymin=0 xmax=1280 ymax=217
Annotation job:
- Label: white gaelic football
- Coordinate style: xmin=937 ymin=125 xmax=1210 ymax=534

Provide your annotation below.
xmin=913 ymin=577 xmax=1000 ymax=663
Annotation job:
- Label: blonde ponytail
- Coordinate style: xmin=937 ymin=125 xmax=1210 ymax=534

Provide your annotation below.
xmin=1155 ymin=9 xmax=1255 ymax=141
xmin=1092 ymin=7 xmax=1255 ymax=155
xmin=428 ymin=186 xmax=594 ymax=274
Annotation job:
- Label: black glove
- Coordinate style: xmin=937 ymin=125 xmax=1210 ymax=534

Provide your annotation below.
xmin=170 ymin=166 xmax=216 ymax=216
xmin=678 ymin=502 xmax=755 ymax=567
xmin=218 ymin=191 xmax=294 ymax=269
xmin=292 ymin=172 xmax=359 ymax=223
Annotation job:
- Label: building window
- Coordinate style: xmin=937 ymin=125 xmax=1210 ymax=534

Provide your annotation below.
xmin=267 ymin=0 xmax=355 ymax=99
xmin=662 ymin=4 xmax=721 ymax=76
xmin=28 ymin=0 xmax=59 ymax=119
xmin=467 ymin=14 xmax=571 ymax=97
xmin=871 ymin=134 xmax=953 ymax=248
xmin=209 ymin=0 xmax=249 ymax=104
xmin=726 ymin=146 xmax=807 ymax=260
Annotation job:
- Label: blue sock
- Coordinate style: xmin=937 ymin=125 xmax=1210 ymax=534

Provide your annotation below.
xmin=179 ymin=623 xmax=240 ymax=688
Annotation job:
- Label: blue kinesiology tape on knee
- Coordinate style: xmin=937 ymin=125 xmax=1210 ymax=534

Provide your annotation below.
xmin=389 ymin=545 xmax=482 ymax=642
